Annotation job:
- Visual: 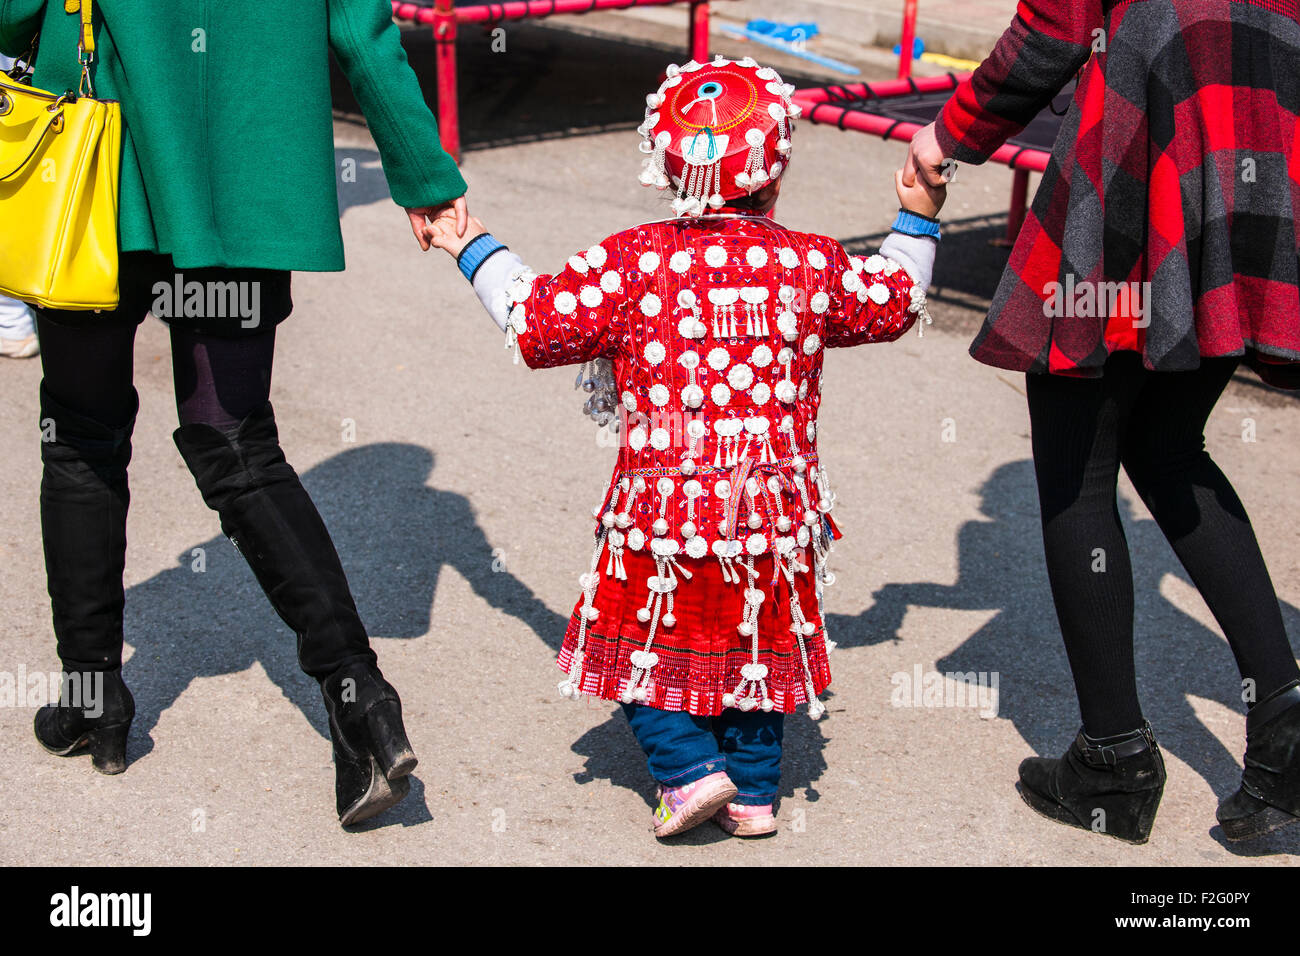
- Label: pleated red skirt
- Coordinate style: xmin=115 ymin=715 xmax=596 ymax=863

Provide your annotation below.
xmin=556 ymin=549 xmax=831 ymax=716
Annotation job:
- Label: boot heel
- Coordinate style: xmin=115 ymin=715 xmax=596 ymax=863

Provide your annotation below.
xmin=366 ymin=701 xmax=417 ymax=781
xmin=1220 ymin=769 xmax=1300 ymax=841
xmin=339 ymin=756 xmax=412 ymax=827
xmin=1095 ymin=789 xmax=1163 ymax=845
xmin=87 ymin=722 xmax=130 ymax=775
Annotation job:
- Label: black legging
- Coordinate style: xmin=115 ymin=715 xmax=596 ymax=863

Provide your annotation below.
xmin=1027 ymin=352 xmax=1300 ymax=737
xmin=36 ymin=315 xmax=276 ymax=431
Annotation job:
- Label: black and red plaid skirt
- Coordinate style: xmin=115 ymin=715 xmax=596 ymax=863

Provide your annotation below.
xmin=951 ymin=0 xmax=1300 ymax=389
xmin=556 ymin=550 xmax=831 ymax=716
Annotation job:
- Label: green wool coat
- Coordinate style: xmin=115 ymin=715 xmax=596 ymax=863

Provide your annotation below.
xmin=0 ymin=0 xmax=467 ymax=271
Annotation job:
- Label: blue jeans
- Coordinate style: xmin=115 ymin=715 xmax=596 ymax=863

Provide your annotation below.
xmin=621 ymin=703 xmax=784 ymax=806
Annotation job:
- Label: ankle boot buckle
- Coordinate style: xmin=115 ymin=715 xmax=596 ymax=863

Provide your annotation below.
xmin=1078 ymin=722 xmax=1155 ymax=766
xmin=1247 ymin=682 xmax=1300 ymax=734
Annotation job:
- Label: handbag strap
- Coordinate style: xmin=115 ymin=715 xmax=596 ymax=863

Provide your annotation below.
xmin=0 ymin=91 xmax=68 ymax=181
xmin=65 ymin=0 xmax=95 ymax=55
xmin=62 ymin=0 xmax=96 ymax=96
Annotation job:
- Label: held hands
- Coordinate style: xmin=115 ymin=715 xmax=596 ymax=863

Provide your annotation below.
xmin=406 ymin=196 xmax=470 ymax=251
xmin=895 ymin=165 xmax=947 ymax=220
xmin=897 ymin=121 xmax=951 ymax=220
xmin=902 ymin=121 xmax=952 ymax=191
xmin=424 ymin=207 xmax=488 ymax=257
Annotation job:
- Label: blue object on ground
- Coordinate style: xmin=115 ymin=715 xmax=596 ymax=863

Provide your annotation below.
xmin=719 ymin=22 xmax=860 ymax=76
xmin=893 ymin=37 xmax=926 ymax=60
xmin=746 ymin=20 xmax=821 ymax=44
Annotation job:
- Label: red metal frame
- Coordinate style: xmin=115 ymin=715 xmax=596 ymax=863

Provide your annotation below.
xmin=1003 ymin=168 xmax=1031 ymax=246
xmin=793 ymin=76 xmax=1049 ymax=243
xmin=432 ymin=0 xmax=460 ymax=160
xmin=793 ymin=77 xmax=1051 ymax=174
xmin=898 ymin=0 xmax=917 ymax=79
xmin=392 ymin=0 xmax=721 ymax=161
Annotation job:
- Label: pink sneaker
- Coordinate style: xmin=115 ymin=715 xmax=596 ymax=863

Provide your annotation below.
xmin=652 ymin=772 xmax=739 ymax=838
xmin=713 ymin=802 xmax=778 ymax=837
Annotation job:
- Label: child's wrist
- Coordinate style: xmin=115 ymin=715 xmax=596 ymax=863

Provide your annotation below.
xmin=456 ymin=232 xmax=505 ymax=281
xmin=892 ymin=208 xmax=941 ymax=239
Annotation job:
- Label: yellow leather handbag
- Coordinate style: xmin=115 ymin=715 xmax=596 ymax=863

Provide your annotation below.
xmin=0 ymin=0 xmax=121 ymax=311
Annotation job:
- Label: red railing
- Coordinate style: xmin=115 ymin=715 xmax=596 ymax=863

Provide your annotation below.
xmin=391 ymin=0 xmax=722 ymax=160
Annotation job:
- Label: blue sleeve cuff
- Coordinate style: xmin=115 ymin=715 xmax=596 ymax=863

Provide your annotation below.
xmin=891 ymin=209 xmax=941 ymax=240
xmin=457 ymin=233 xmax=508 ymax=282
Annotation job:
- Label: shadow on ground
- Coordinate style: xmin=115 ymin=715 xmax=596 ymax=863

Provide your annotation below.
xmin=112 ymin=437 xmax=1299 ymax=850
xmin=121 ymin=443 xmax=565 ymax=750
xmin=835 ymin=458 xmax=1300 ymax=855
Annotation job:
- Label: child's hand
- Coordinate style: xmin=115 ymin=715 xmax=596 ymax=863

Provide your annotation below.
xmin=425 ymin=211 xmax=488 ymax=257
xmin=406 ymin=196 xmax=468 ymax=251
xmin=895 ymin=166 xmax=947 ymax=220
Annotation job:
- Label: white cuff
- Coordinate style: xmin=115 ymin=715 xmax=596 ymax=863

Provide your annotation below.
xmin=470 ymin=248 xmax=529 ymax=332
xmin=880 ymin=231 xmax=938 ymax=293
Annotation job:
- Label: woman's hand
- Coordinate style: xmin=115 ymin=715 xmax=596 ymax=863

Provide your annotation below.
xmin=902 ymin=122 xmax=952 ymax=190
xmin=406 ymin=196 xmax=470 ymax=251
xmin=424 ymin=210 xmax=488 ymax=257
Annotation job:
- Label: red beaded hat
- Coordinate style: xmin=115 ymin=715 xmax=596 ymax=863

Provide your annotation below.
xmin=638 ymin=56 xmax=801 ymax=217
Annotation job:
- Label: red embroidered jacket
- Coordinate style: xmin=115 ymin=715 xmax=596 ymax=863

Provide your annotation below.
xmin=504 ymin=215 xmax=920 ymax=564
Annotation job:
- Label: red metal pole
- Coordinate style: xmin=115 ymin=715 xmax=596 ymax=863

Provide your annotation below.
xmin=689 ymin=1 xmax=710 ymax=63
xmin=790 ymin=91 xmax=1052 ymax=173
xmin=898 ymin=0 xmax=917 ymax=79
xmin=396 ymin=0 xmax=728 ymax=27
xmin=1003 ymin=168 xmax=1031 ymax=245
xmin=793 ymin=73 xmax=962 ymax=106
xmin=433 ymin=0 xmax=461 ymax=162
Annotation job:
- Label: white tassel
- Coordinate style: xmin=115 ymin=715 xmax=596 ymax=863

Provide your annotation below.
xmin=560 ymin=527 xmax=613 ymax=700
xmin=777 ymin=553 xmax=826 ymax=719
xmin=739 ymin=128 xmax=766 ymax=194
xmin=910 ymin=284 xmax=933 ymax=338
xmin=623 ymin=558 xmax=673 ymax=704
xmin=723 ymin=561 xmax=772 ymax=712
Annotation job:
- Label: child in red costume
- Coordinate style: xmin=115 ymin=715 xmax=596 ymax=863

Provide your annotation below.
xmin=430 ymin=57 xmax=945 ymax=839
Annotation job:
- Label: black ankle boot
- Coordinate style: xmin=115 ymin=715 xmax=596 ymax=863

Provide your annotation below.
xmin=1218 ymin=682 xmax=1300 ymax=841
xmin=34 ymin=668 xmax=135 ymax=774
xmin=1018 ymin=723 xmax=1166 ymax=844
xmin=320 ymin=662 xmax=418 ymax=826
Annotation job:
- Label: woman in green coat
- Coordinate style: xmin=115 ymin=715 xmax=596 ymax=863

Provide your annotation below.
xmin=0 ymin=0 xmax=468 ymax=826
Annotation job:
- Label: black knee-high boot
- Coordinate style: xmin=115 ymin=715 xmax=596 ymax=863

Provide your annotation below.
xmin=33 ymin=383 xmax=137 ymax=774
xmin=172 ymin=402 xmax=415 ymax=825
xmin=1018 ymin=723 xmax=1166 ymax=844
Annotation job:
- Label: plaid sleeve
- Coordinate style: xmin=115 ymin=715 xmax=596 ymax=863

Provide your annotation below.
xmin=822 ymin=242 xmax=919 ymax=349
xmin=936 ymin=0 xmax=1103 ymax=164
xmin=508 ymin=241 xmax=630 ymax=370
